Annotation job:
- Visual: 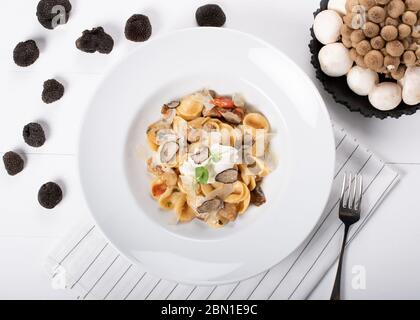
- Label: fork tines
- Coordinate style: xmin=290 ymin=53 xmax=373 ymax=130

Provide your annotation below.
xmin=340 ymin=173 xmax=363 ymax=211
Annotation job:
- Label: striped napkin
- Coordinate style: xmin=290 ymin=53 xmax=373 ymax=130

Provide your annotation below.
xmin=46 ymin=126 xmax=399 ymax=300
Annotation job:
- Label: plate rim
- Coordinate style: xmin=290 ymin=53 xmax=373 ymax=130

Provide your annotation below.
xmin=77 ymin=27 xmax=336 ymax=286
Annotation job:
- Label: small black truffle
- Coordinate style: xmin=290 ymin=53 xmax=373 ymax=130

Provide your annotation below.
xmin=195 ymin=4 xmax=226 ymax=27
xmin=13 ymin=40 xmax=40 ymax=67
xmin=38 ymin=182 xmax=63 ymax=209
xmin=36 ymin=0 xmax=72 ymax=29
xmin=76 ymin=27 xmax=114 ymax=54
xmin=3 ymin=152 xmax=24 ymax=176
xmin=42 ymin=79 xmax=64 ymax=104
xmin=125 ymin=14 xmax=152 ymax=42
xmin=23 ymin=123 xmax=46 ymax=148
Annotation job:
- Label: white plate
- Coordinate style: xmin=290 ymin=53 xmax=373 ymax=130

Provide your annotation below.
xmin=79 ymin=28 xmax=335 ymax=285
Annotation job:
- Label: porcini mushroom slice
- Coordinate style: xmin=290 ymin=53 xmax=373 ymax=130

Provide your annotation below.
xmin=160 ymin=141 xmax=179 ymax=163
xmin=166 ymin=101 xmax=181 ymax=109
xmin=204 ymin=107 xmax=223 ymax=118
xmin=221 ymin=111 xmax=243 ymax=125
xmin=191 ymin=146 xmax=210 ymax=165
xmin=218 ymin=203 xmax=239 ymax=221
xmin=215 ymin=168 xmax=239 ymax=184
xmin=197 ymin=197 xmax=224 ymax=214
xmin=250 ymin=185 xmax=266 ymax=207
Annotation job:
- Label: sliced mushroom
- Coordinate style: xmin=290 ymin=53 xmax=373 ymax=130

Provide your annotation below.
xmin=159 ymin=141 xmax=179 ymax=164
xmin=204 ymin=107 xmax=223 ymax=118
xmin=221 ymin=111 xmax=241 ymax=124
xmin=197 ymin=197 xmax=224 ymax=214
xmin=218 ymin=203 xmax=239 ymax=221
xmin=191 ymin=146 xmax=210 ymax=165
xmin=250 ymin=185 xmax=266 ymax=207
xmin=215 ymin=168 xmax=238 ymax=184
xmin=166 ymin=101 xmax=181 ymax=109
xmin=156 ymin=129 xmax=177 ymax=145
xmin=220 ymin=108 xmax=244 ymax=125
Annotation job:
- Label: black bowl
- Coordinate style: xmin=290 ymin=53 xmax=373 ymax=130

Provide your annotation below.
xmin=309 ymin=0 xmax=420 ymax=119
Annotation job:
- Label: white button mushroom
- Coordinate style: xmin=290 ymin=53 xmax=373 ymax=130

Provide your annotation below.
xmin=401 ymin=67 xmax=420 ymax=106
xmin=314 ymin=10 xmax=343 ymax=45
xmin=319 ymin=43 xmax=354 ymax=77
xmin=328 ymin=0 xmax=347 ymax=15
xmin=347 ymin=66 xmax=379 ymax=96
xmin=368 ymin=82 xmax=402 ymax=111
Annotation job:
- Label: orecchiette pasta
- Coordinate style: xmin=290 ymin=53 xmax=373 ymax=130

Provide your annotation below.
xmin=188 ymin=117 xmax=208 ymax=129
xmin=157 ymin=187 xmax=176 ymax=210
xmin=174 ymin=195 xmax=196 ymax=222
xmin=203 ymin=118 xmax=222 ymax=132
xmin=177 ymin=96 xmax=204 ymax=121
xmin=243 ymin=113 xmax=270 ymax=132
xmin=237 ymin=190 xmax=251 ymax=214
xmin=150 ymin=178 xmax=167 ymax=199
xmin=224 ymin=182 xmax=249 ymax=204
xmin=145 ymin=90 xmax=272 ymax=228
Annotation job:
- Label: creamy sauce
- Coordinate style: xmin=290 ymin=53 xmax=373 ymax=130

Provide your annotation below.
xmin=180 ymin=144 xmax=239 ymax=184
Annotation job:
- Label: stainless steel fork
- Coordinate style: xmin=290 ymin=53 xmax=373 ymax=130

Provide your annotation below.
xmin=330 ymin=173 xmax=363 ymax=300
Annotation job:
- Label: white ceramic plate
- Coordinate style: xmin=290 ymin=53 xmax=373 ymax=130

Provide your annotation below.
xmin=79 ymin=28 xmax=335 ymax=285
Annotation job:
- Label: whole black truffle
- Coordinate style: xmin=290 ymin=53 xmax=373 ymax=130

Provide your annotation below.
xmin=42 ymin=79 xmax=64 ymax=104
xmin=36 ymin=0 xmax=72 ymax=30
xmin=195 ymin=4 xmax=226 ymax=27
xmin=38 ymin=182 xmax=63 ymax=209
xmin=76 ymin=27 xmax=114 ymax=54
xmin=23 ymin=123 xmax=46 ymax=148
xmin=3 ymin=152 xmax=24 ymax=176
xmin=125 ymin=14 xmax=152 ymax=42
xmin=13 ymin=40 xmax=40 ymax=67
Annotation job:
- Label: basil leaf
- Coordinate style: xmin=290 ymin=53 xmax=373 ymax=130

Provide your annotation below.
xmin=195 ymin=166 xmax=209 ymax=184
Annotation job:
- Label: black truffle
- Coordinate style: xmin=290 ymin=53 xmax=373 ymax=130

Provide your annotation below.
xmin=76 ymin=27 xmax=114 ymax=54
xmin=195 ymin=4 xmax=226 ymax=27
xmin=23 ymin=123 xmax=46 ymax=148
xmin=125 ymin=14 xmax=152 ymax=42
xmin=42 ymin=79 xmax=64 ymax=104
xmin=38 ymin=182 xmax=63 ymax=209
xmin=36 ymin=0 xmax=72 ymax=29
xmin=3 ymin=152 xmax=24 ymax=176
xmin=13 ymin=40 xmax=40 ymax=67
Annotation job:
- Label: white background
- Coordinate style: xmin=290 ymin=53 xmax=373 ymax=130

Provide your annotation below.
xmin=0 ymin=0 xmax=419 ymax=300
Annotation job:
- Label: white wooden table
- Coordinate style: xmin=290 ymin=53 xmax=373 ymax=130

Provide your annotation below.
xmin=1 ymin=0 xmax=419 ymax=300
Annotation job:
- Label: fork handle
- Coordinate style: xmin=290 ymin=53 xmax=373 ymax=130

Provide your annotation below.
xmin=330 ymin=224 xmax=350 ymax=300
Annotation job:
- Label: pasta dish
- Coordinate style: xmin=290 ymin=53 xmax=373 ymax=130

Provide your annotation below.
xmin=146 ymin=90 xmax=272 ymax=228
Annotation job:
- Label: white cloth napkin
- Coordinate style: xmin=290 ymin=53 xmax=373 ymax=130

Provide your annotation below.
xmin=46 ymin=126 xmax=399 ymax=300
